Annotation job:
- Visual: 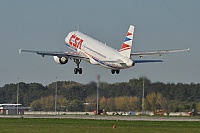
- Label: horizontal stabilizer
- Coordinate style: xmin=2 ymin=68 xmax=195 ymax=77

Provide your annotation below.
xmin=131 ymin=48 xmax=190 ymax=57
xmin=134 ymin=60 xmax=163 ymax=63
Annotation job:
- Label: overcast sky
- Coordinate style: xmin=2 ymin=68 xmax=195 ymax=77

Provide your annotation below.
xmin=0 ymin=0 xmax=199 ymax=87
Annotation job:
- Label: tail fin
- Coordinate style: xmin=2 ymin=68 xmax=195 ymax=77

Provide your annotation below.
xmin=118 ymin=25 xmax=134 ymax=58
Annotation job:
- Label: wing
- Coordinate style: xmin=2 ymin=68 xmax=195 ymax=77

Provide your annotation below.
xmin=19 ymin=49 xmax=89 ymax=61
xmin=131 ymin=48 xmax=190 ymax=57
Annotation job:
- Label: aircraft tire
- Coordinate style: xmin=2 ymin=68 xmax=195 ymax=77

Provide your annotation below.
xmin=116 ymin=70 xmax=120 ymax=74
xmin=111 ymin=70 xmax=115 ymax=74
xmin=79 ymin=68 xmax=82 ymax=74
xmin=74 ymin=68 xmax=78 ymax=74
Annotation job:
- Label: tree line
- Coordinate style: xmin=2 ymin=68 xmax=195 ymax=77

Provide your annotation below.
xmin=0 ymin=77 xmax=200 ymax=112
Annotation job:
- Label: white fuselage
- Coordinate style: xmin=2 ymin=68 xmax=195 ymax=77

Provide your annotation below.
xmin=64 ymin=31 xmax=134 ymax=70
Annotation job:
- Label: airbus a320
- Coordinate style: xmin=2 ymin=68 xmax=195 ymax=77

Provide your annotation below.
xmin=19 ymin=25 xmax=189 ymax=74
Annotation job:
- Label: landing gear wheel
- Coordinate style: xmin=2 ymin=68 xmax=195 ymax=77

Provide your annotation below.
xmin=79 ymin=68 xmax=82 ymax=74
xmin=74 ymin=68 xmax=78 ymax=74
xmin=111 ymin=70 xmax=115 ymax=74
xmin=111 ymin=70 xmax=120 ymax=74
xmin=116 ymin=70 xmax=120 ymax=74
xmin=74 ymin=68 xmax=82 ymax=74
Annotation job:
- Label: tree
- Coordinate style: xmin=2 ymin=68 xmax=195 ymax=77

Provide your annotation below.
xmin=68 ymin=99 xmax=84 ymax=111
xmin=30 ymin=96 xmax=69 ymax=111
xmin=1 ymin=77 xmax=200 ymax=113
xmin=144 ymin=99 xmax=151 ymax=111
xmin=84 ymin=95 xmax=96 ymax=112
xmin=197 ymin=102 xmax=200 ymax=111
xmin=146 ymin=92 xmax=157 ymax=111
xmin=146 ymin=92 xmax=169 ymax=112
xmin=30 ymin=99 xmax=42 ymax=111
xmin=106 ymin=97 xmax=116 ymax=111
xmin=129 ymin=96 xmax=140 ymax=111
xmin=114 ymin=96 xmax=140 ymax=111
xmin=99 ymin=97 xmax=107 ymax=110
xmin=115 ymin=96 xmax=128 ymax=111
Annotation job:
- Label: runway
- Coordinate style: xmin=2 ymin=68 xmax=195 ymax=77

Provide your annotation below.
xmin=1 ymin=115 xmax=200 ymax=121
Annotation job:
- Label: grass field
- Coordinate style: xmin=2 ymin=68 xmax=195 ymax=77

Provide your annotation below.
xmin=0 ymin=118 xmax=200 ymax=133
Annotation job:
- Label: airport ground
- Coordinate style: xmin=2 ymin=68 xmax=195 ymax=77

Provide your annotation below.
xmin=0 ymin=115 xmax=200 ymax=133
xmin=0 ymin=114 xmax=200 ymax=121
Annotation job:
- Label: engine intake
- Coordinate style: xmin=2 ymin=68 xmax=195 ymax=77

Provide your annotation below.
xmin=54 ymin=56 xmax=68 ymax=64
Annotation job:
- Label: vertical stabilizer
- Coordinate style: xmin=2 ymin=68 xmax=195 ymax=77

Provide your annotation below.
xmin=118 ymin=25 xmax=134 ymax=58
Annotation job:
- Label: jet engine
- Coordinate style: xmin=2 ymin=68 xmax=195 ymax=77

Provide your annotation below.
xmin=53 ymin=56 xmax=68 ymax=64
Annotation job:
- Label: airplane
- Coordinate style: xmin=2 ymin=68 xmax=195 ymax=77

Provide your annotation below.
xmin=19 ymin=25 xmax=189 ymax=74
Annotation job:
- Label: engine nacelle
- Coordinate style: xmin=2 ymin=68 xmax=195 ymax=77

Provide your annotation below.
xmin=53 ymin=56 xmax=68 ymax=64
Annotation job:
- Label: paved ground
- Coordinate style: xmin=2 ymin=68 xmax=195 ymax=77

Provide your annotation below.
xmin=1 ymin=115 xmax=200 ymax=121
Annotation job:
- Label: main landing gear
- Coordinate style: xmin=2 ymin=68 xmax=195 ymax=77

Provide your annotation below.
xmin=111 ymin=69 xmax=120 ymax=74
xmin=74 ymin=59 xmax=82 ymax=74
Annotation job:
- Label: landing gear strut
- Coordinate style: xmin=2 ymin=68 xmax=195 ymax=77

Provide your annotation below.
xmin=74 ymin=59 xmax=82 ymax=74
xmin=111 ymin=69 xmax=120 ymax=74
